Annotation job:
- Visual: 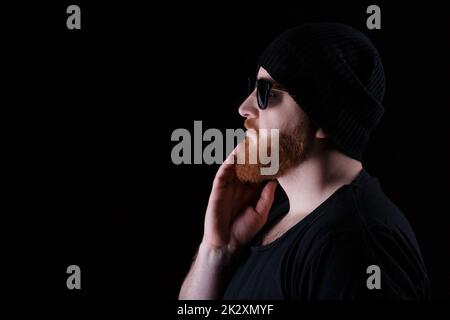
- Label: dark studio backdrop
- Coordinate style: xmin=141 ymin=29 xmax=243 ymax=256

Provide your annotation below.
xmin=2 ymin=0 xmax=449 ymax=304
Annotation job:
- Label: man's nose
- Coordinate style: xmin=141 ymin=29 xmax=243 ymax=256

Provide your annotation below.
xmin=238 ymin=91 xmax=259 ymax=119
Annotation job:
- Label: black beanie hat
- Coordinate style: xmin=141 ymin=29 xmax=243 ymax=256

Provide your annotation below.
xmin=258 ymin=23 xmax=385 ymax=160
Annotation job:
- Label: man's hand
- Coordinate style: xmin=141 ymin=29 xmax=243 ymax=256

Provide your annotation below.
xmin=202 ymin=149 xmax=278 ymax=251
xmin=179 ymin=149 xmax=277 ymax=299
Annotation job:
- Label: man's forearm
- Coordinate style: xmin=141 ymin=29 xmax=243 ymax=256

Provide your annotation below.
xmin=179 ymin=242 xmax=238 ymax=300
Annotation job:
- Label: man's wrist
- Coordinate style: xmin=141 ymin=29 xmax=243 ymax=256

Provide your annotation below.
xmin=198 ymin=241 xmax=240 ymax=267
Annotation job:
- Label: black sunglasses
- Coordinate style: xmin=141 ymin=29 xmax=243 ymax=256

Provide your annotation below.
xmin=248 ymin=77 xmax=287 ymax=110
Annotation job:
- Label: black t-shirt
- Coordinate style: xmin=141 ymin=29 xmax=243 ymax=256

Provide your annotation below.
xmin=223 ymin=170 xmax=430 ymax=299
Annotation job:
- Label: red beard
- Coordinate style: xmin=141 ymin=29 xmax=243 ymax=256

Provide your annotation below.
xmin=235 ymin=121 xmax=311 ymax=183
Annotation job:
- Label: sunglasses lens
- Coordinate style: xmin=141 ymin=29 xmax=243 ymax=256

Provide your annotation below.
xmin=256 ymin=80 xmax=270 ymax=109
xmin=257 ymin=91 xmax=265 ymax=109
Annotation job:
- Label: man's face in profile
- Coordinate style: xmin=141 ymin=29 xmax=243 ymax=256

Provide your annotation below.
xmin=235 ymin=67 xmax=314 ymax=183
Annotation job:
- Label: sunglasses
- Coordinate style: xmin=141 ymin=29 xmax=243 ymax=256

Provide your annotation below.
xmin=248 ymin=77 xmax=287 ymax=109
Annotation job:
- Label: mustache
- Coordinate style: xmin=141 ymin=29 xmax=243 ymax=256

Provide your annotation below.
xmin=244 ymin=119 xmax=258 ymax=130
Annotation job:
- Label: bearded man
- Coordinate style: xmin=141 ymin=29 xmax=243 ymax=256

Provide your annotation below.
xmin=179 ymin=23 xmax=430 ymax=300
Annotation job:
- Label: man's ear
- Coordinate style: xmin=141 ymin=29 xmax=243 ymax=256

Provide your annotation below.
xmin=315 ymin=128 xmax=328 ymax=139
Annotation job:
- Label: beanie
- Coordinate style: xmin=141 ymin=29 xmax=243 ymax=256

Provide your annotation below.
xmin=258 ymin=23 xmax=385 ymax=160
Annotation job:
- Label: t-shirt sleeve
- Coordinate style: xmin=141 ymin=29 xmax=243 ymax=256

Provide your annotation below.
xmin=292 ymin=229 xmax=384 ymax=299
xmin=291 ymin=228 xmax=430 ymax=300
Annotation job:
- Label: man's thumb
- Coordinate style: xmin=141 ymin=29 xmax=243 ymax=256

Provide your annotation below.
xmin=255 ymin=180 xmax=278 ymax=219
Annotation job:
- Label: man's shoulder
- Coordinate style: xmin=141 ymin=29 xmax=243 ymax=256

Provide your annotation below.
xmin=312 ymin=171 xmax=412 ymax=237
xmin=296 ymin=172 xmax=420 ymax=258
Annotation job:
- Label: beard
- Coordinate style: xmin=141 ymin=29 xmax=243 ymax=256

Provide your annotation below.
xmin=235 ymin=119 xmax=311 ymax=183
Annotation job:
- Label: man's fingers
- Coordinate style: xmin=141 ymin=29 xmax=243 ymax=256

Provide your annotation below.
xmin=214 ymin=147 xmax=238 ymax=186
xmin=255 ymin=180 xmax=278 ymax=218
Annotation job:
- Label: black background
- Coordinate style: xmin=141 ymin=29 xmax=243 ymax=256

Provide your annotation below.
xmin=2 ymin=0 xmax=449 ymax=301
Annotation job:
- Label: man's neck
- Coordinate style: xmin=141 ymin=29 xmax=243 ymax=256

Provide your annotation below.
xmin=277 ymin=148 xmax=363 ymax=218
